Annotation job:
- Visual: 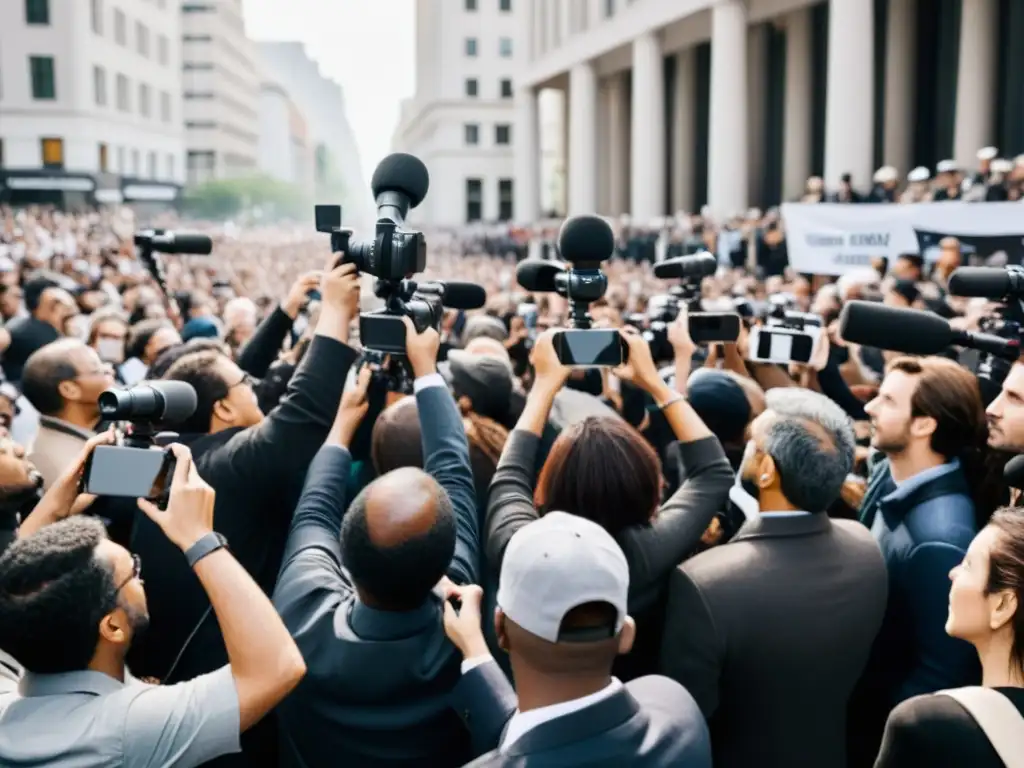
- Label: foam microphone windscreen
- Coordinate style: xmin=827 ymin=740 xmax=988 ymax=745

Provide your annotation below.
xmin=163 ymin=233 xmax=213 ymax=256
xmin=1004 ymin=454 xmax=1024 ymax=490
xmin=557 ymin=215 xmax=615 ymax=263
xmin=150 ymin=381 xmax=199 ymax=422
xmin=839 ymin=301 xmax=953 ymax=355
xmin=516 ymin=260 xmax=564 ymax=292
xmin=371 ymin=153 xmax=430 ymax=208
xmin=653 ymin=253 xmax=718 ymax=280
xmin=441 ymin=281 xmax=487 ymax=310
xmin=947 ymin=267 xmax=1012 ymax=299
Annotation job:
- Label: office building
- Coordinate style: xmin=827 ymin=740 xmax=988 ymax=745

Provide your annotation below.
xmin=392 ymin=0 xmax=522 ymax=226
xmin=257 ymin=79 xmax=315 ymax=202
xmin=516 ymin=0 xmax=1022 ymax=221
xmin=257 ymin=42 xmax=371 ymax=229
xmin=0 ymin=0 xmax=185 ymax=208
xmin=182 ymin=0 xmax=260 ymax=185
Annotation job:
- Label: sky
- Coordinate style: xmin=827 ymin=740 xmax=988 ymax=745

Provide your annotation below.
xmin=242 ymin=0 xmax=416 ymax=195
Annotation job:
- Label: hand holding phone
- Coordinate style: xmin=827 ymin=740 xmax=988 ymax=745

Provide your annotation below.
xmin=137 ymin=444 xmax=216 ymax=553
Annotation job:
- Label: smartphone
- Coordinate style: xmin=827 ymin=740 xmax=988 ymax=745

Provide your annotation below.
xmin=81 ymin=445 xmax=175 ymax=501
xmin=747 ymin=325 xmax=820 ymax=365
xmin=552 ymin=329 xmax=628 ymax=367
xmin=688 ymin=313 xmax=741 ymax=345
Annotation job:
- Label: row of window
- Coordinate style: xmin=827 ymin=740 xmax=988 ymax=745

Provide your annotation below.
xmin=466 ymin=178 xmax=515 ymax=223
xmin=32 ymin=136 xmax=175 ymax=179
xmin=466 ymin=38 xmax=514 ymax=57
xmin=90 ymin=64 xmax=173 ymax=121
xmin=465 ymin=0 xmax=513 ymax=10
xmin=465 ymin=78 xmax=514 ymax=99
xmin=464 ymin=123 xmax=513 ymax=146
xmin=87 ymin=0 xmax=171 ymax=65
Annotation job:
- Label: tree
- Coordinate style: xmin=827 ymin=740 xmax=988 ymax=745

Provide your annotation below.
xmin=183 ymin=175 xmax=312 ymax=221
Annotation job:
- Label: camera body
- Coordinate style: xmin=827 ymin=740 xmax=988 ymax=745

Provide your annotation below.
xmin=316 ymin=206 xmax=426 ymax=282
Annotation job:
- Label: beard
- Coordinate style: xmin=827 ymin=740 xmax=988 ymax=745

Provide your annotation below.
xmin=738 ymin=441 xmax=761 ymax=503
xmin=871 ymin=423 xmax=910 ymax=455
xmin=125 ymin=604 xmax=151 ymax=641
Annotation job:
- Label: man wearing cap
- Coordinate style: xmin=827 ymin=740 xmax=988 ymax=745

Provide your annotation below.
xmin=866 ymin=166 xmax=898 ymax=203
xmin=933 ymin=160 xmax=963 ymax=201
xmin=901 ymin=167 xmax=933 ymax=203
xmin=445 ymin=512 xmax=712 ymax=767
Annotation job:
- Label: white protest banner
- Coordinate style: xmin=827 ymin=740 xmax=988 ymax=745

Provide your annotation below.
xmin=781 ymin=202 xmax=1024 ymax=275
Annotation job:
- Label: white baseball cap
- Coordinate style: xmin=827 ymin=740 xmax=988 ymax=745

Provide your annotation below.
xmin=978 ymin=146 xmax=999 ymax=161
xmin=936 ymin=159 xmax=959 ymax=174
xmin=497 ymin=512 xmax=629 ymax=643
xmin=907 ymin=166 xmax=931 ymax=183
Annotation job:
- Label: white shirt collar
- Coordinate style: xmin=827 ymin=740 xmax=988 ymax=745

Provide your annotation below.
xmin=501 ymin=678 xmax=623 ymax=752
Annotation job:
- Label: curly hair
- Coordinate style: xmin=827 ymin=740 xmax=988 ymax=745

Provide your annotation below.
xmin=0 ymin=517 xmax=117 ymax=674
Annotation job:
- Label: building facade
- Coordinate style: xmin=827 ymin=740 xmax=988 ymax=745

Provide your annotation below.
xmin=515 ymin=0 xmax=1024 ymax=222
xmin=257 ymin=42 xmax=371 ymax=229
xmin=0 ymin=0 xmax=184 ymax=207
xmin=257 ymin=79 xmax=313 ymax=200
xmin=392 ymin=0 xmax=521 ymax=227
xmin=182 ymin=0 xmax=260 ymax=185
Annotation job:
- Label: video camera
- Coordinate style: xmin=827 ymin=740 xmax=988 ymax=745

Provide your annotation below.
xmin=133 ymin=230 xmax=214 ymax=296
xmin=80 ymin=381 xmax=198 ymax=505
xmin=515 ymin=215 xmax=627 ymax=367
xmin=316 ymin=153 xmax=486 ymax=390
xmin=649 ymin=252 xmax=741 ymax=350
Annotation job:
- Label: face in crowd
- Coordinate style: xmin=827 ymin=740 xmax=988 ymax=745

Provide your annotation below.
xmin=988 ymin=363 xmax=1024 ymax=453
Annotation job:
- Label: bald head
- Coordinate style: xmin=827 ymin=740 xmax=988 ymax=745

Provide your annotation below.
xmin=340 ymin=466 xmax=456 ymax=610
xmin=371 ymin=397 xmax=424 ymax=474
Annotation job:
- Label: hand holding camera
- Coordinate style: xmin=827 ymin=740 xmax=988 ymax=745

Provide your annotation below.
xmin=283 ymin=270 xmax=324 ymax=320
xmin=529 ymin=329 xmax=572 ymax=392
xmin=137 ymin=444 xmax=216 ymax=553
xmin=333 ymin=364 xmax=374 ymax=448
xmin=320 ymin=261 xmax=361 ymax=328
xmin=402 ymin=316 xmax=440 ymax=379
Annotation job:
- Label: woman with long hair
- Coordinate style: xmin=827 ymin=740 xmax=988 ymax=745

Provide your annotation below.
xmin=876 ymin=507 xmax=1024 ymax=766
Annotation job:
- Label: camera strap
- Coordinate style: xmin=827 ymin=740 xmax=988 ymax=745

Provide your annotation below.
xmin=162 ymin=605 xmax=213 ymax=685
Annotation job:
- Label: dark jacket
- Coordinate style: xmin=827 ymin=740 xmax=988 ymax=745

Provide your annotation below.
xmin=660 ymin=512 xmax=888 ymax=768
xmin=851 ymin=460 xmax=981 ymax=765
xmin=123 ymin=335 xmax=357 ymax=767
xmin=457 ymin=660 xmax=712 ymax=768
xmin=485 ymin=431 xmax=733 ymax=681
xmin=272 ymin=383 xmax=481 ymax=768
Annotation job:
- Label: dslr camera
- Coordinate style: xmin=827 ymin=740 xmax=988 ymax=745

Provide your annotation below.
xmin=516 ymin=215 xmax=627 ymax=367
xmin=315 ymin=153 xmax=485 ymax=388
xmin=80 ymin=381 xmax=197 ymax=505
xmin=650 ymin=252 xmax=740 ymax=351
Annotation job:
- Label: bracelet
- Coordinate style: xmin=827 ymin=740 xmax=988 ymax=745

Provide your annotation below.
xmin=185 ymin=532 xmax=228 ymax=568
xmin=658 ymin=394 xmax=687 ymax=410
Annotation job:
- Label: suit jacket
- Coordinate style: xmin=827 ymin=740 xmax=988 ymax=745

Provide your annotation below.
xmin=457 ymin=661 xmax=711 ymax=768
xmin=27 ymin=415 xmax=92 ymax=490
xmin=272 ymin=383 xmax=482 ymax=768
xmin=660 ymin=512 xmax=888 ymax=768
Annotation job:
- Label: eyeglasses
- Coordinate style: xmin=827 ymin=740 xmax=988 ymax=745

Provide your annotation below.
xmin=229 ymin=372 xmax=257 ymax=390
xmin=115 ymin=554 xmax=142 ymax=594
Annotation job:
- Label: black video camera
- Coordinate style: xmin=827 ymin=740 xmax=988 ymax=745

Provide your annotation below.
xmin=516 ymin=215 xmax=627 ymax=367
xmin=80 ymin=381 xmax=197 ymax=505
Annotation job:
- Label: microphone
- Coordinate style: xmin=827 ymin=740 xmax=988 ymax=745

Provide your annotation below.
xmin=557 ymin=215 xmax=615 ymax=264
xmin=371 ymin=153 xmax=430 ymax=212
xmin=948 ymin=266 xmax=1024 ymax=299
xmin=99 ymin=381 xmax=198 ymax=423
xmin=137 ymin=231 xmax=214 ymax=256
xmin=839 ymin=301 xmax=1021 ymax=360
xmin=438 ymin=281 xmax=487 ymax=310
xmin=1003 ymin=455 xmax=1024 ymax=490
xmin=653 ymin=253 xmax=718 ymax=280
xmin=516 ymin=260 xmax=565 ymax=292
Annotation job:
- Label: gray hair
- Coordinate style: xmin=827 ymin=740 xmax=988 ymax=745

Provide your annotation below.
xmin=762 ymin=388 xmax=856 ymax=513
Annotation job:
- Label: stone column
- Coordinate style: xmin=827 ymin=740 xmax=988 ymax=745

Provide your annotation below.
xmin=568 ymin=62 xmax=598 ymax=214
xmin=782 ymin=7 xmax=812 ymax=200
xmin=707 ymin=0 xmax=749 ymax=218
xmin=883 ymin=0 xmax=916 ymax=174
xmin=823 ymin=0 xmax=874 ymax=188
xmin=514 ymin=87 xmax=541 ymax=223
xmin=630 ymin=31 xmax=666 ymax=221
xmin=953 ymin=0 xmax=998 ymax=167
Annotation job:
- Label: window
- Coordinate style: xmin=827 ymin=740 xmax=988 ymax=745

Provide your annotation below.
xmin=499 ymin=38 xmax=513 ymax=57
xmin=604 ymin=0 xmax=614 ymax=16
xmin=465 ymin=38 xmax=478 ymax=57
xmin=147 ymin=151 xmax=157 ymax=178
xmin=92 ymin=66 xmax=106 ymax=106
xmin=40 ymin=137 xmax=63 ymax=169
xmin=114 ymin=9 xmax=126 ymax=45
xmin=500 ymin=78 xmax=513 ymax=98
xmin=465 ymin=0 xmax=476 ymax=8
xmin=167 ymin=153 xmax=175 ymax=179
xmin=466 ymin=179 xmax=483 ymax=223
xmin=116 ymin=73 xmax=130 ymax=111
xmin=30 ymin=56 xmax=56 ymax=100
xmin=98 ymin=142 xmax=109 ymax=172
xmin=136 ymin=22 xmax=149 ymax=57
xmin=158 ymin=35 xmax=169 ymax=65
xmin=160 ymin=91 xmax=171 ymax=122
xmin=464 ymin=123 xmax=480 ymax=145
xmin=131 ymin=149 xmax=140 ymax=176
xmin=498 ymin=179 xmax=514 ymax=221
xmin=499 ymin=0 xmax=512 ymax=10
xmin=465 ymin=78 xmax=478 ymax=97
xmin=25 ymin=0 xmax=49 ymax=25
xmin=91 ymin=0 xmax=103 ymax=34
xmin=182 ymin=3 xmax=215 ymax=10
xmin=495 ymin=124 xmax=512 ymax=145
xmin=116 ymin=146 xmax=125 ymax=173
xmin=138 ymin=83 xmax=150 ymax=117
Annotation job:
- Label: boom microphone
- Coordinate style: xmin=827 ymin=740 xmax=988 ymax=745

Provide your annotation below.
xmin=948 ymin=266 xmax=1024 ymax=299
xmin=839 ymin=300 xmax=1021 ymax=359
xmin=516 ymin=260 xmax=565 ymax=292
xmin=370 ymin=153 xmax=430 ymax=212
xmin=135 ymin=231 xmax=213 ymax=256
xmin=557 ymin=215 xmax=615 ymax=264
xmin=653 ymin=253 xmax=718 ymax=281
xmin=1003 ymin=454 xmax=1024 ymax=490
xmin=438 ymin=281 xmax=487 ymax=310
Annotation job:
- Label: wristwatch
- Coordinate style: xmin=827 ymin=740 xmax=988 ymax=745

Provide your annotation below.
xmin=185 ymin=532 xmax=228 ymax=568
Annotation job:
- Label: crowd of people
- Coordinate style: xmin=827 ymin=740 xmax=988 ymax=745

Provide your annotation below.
xmin=0 ymin=155 xmax=1021 ymax=768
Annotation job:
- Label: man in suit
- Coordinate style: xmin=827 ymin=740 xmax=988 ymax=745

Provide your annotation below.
xmin=660 ymin=389 xmax=888 ymax=768
xmin=443 ymin=512 xmax=712 ymax=767
xmin=272 ymin=318 xmax=483 ymax=768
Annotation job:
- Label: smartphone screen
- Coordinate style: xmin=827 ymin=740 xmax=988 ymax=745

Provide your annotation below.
xmin=83 ymin=445 xmax=173 ymax=500
xmin=553 ymin=329 xmax=626 ymax=367
xmin=688 ymin=313 xmax=741 ymax=345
